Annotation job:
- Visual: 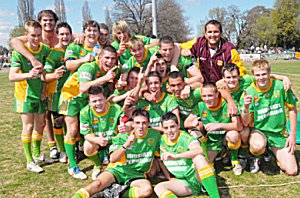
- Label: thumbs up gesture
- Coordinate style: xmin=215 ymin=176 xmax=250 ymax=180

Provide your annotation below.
xmin=243 ymin=90 xmax=252 ymax=110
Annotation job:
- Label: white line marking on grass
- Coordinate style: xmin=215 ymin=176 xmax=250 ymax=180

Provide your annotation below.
xmin=218 ymin=180 xmax=300 ymax=189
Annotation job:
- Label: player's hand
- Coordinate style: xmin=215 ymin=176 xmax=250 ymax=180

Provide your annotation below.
xmin=282 ymin=76 xmax=291 ymax=91
xmin=227 ymin=101 xmax=238 ymax=116
xmin=124 ymin=130 xmax=136 ymax=148
xmin=54 ymin=66 xmax=65 ymax=79
xmin=31 ymin=58 xmax=43 ymax=70
xmin=243 ymin=90 xmax=252 ymax=110
xmin=123 ymin=95 xmax=136 ymax=107
xmin=204 ymin=123 xmax=220 ymax=132
xmin=216 ymin=79 xmax=227 ymax=90
xmin=191 ymin=117 xmax=201 ymax=128
xmin=181 ymin=49 xmax=192 ymax=57
xmin=82 ymin=53 xmax=94 ymax=63
xmin=137 ymin=68 xmax=145 ymax=86
xmin=104 ymin=66 xmax=118 ymax=82
xmin=161 ymin=152 xmax=177 ymax=160
xmin=180 ymin=85 xmax=191 ymax=99
xmin=73 ymin=36 xmax=84 ymax=45
xmin=285 ymin=134 xmax=296 ymax=154
xmin=96 ymin=133 xmax=108 ymax=147
xmin=118 ymin=38 xmax=127 ymax=55
xmin=170 ymin=65 xmax=179 ymax=72
xmin=29 ymin=66 xmax=41 ymax=78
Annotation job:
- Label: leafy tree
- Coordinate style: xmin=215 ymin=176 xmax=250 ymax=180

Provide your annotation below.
xmin=54 ymin=0 xmax=67 ymax=22
xmin=271 ymin=0 xmax=300 ymax=49
xmin=17 ymin=0 xmax=35 ymax=26
xmin=112 ymin=0 xmax=152 ymax=35
xmin=82 ymin=0 xmax=92 ymax=23
xmin=8 ymin=26 xmax=26 ymax=49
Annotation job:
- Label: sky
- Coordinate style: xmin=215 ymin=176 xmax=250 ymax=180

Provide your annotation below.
xmin=0 ymin=0 xmax=276 ymax=48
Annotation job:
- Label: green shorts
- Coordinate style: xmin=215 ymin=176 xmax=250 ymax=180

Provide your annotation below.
xmin=58 ymin=96 xmax=87 ymax=116
xmin=177 ymin=170 xmax=201 ymax=195
xmin=47 ymin=92 xmax=60 ymax=112
xmin=14 ymin=98 xmax=46 ymax=113
xmin=106 ymin=167 xmax=145 ymax=184
xmin=207 ymin=134 xmax=225 ymax=151
xmin=262 ymin=131 xmax=286 ymax=148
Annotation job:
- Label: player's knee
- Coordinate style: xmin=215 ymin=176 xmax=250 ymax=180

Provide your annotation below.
xmin=249 ymin=145 xmax=265 ymax=156
xmin=226 ymin=131 xmax=240 ymax=143
xmin=53 ymin=116 xmax=64 ymax=128
xmin=139 ymin=185 xmax=153 ymax=197
xmin=285 ymin=167 xmax=298 ymax=176
xmin=23 ymin=123 xmax=34 ymax=132
xmin=36 ymin=119 xmax=46 ymax=129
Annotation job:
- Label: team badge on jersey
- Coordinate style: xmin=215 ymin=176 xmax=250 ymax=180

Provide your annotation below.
xmin=79 ymin=50 xmax=86 ymax=57
xmin=177 ymin=146 xmax=184 ymax=153
xmin=92 ymin=118 xmax=98 ymax=125
xmin=186 ymin=99 xmax=193 ymax=106
xmin=273 ymin=90 xmax=280 ymax=98
xmin=148 ymin=138 xmax=154 ymax=146
xmin=254 ymin=96 xmax=259 ymax=107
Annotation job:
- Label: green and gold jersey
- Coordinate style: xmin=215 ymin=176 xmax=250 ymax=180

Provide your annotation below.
xmin=193 ymin=98 xmax=230 ymax=146
xmin=60 ymin=43 xmax=93 ymax=101
xmin=240 ymin=79 xmax=298 ymax=134
xmin=80 ymin=102 xmax=123 ymax=141
xmin=176 ymin=55 xmax=193 ymax=78
xmin=160 ymin=130 xmax=197 ymax=179
xmin=121 ymin=48 xmax=155 ymax=73
xmin=10 ymin=43 xmax=51 ymax=102
xmin=65 ymin=42 xmax=93 ymax=68
xmin=108 ymin=128 xmax=161 ymax=173
xmin=136 ymin=92 xmax=179 ymax=128
xmin=44 ymin=48 xmax=70 ymax=97
xmin=229 ymin=75 xmax=253 ymax=103
xmin=175 ymin=88 xmax=202 ymax=127
xmin=111 ymin=35 xmax=151 ymax=65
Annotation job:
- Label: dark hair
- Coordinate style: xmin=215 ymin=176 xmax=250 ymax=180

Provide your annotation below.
xmin=204 ymin=20 xmax=222 ymax=33
xmin=38 ymin=10 xmax=59 ymax=23
xmin=161 ymin=112 xmax=178 ymax=125
xmin=127 ymin=67 xmax=141 ymax=82
xmin=146 ymin=71 xmax=162 ymax=83
xmin=202 ymin=82 xmax=218 ymax=92
xmin=132 ymin=108 xmax=150 ymax=122
xmin=221 ymin=63 xmax=240 ymax=77
xmin=101 ymin=45 xmax=117 ymax=55
xmin=168 ymin=71 xmax=184 ymax=81
xmin=56 ymin=22 xmax=72 ymax=35
xmin=99 ymin=23 xmax=109 ymax=31
xmin=83 ymin=20 xmax=100 ymax=32
xmin=88 ymin=86 xmax=105 ymax=95
xmin=159 ymin=35 xmax=174 ymax=47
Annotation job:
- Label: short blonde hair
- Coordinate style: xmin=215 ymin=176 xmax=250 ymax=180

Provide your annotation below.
xmin=25 ymin=20 xmax=42 ymax=32
xmin=112 ymin=20 xmax=131 ymax=41
xmin=127 ymin=36 xmax=144 ymax=49
xmin=251 ymin=60 xmax=271 ymax=74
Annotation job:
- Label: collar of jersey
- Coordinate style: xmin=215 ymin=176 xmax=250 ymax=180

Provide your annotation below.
xmin=164 ymin=130 xmax=182 ymax=146
xmin=253 ymin=79 xmax=273 ymax=93
xmin=25 ymin=42 xmax=42 ymax=54
xmin=91 ymin=102 xmax=110 ymax=116
xmin=136 ymin=48 xmax=149 ymax=63
xmin=207 ymin=97 xmax=223 ymax=111
xmin=155 ymin=92 xmax=166 ymax=103
xmin=136 ymin=129 xmax=149 ymax=139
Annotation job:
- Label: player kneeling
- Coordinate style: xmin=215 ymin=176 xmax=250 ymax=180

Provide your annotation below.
xmin=155 ymin=112 xmax=220 ymax=198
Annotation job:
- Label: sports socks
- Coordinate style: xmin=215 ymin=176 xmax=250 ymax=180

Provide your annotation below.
xmin=64 ymin=136 xmax=77 ymax=168
xmin=159 ymin=190 xmax=177 ymax=198
xmin=53 ymin=127 xmax=65 ymax=152
xmin=21 ymin=134 xmax=33 ymax=163
xmin=85 ymin=150 xmax=101 ymax=167
xmin=227 ymin=139 xmax=241 ymax=164
xmin=72 ymin=188 xmax=89 ymax=198
xmin=123 ymin=186 xmax=139 ymax=197
xmin=198 ymin=164 xmax=220 ymax=198
xmin=32 ymin=131 xmax=42 ymax=158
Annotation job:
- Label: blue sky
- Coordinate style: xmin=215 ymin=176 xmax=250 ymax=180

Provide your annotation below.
xmin=0 ymin=0 xmax=275 ymax=48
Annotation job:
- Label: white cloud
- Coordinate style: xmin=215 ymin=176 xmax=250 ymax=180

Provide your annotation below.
xmin=0 ymin=11 xmax=16 ymax=18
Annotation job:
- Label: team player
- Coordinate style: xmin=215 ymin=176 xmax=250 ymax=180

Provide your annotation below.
xmin=240 ymin=60 xmax=298 ymax=175
xmin=168 ymin=71 xmax=237 ymax=129
xmin=9 ymin=20 xmax=52 ymax=173
xmin=59 ymin=20 xmax=100 ymax=179
xmin=43 ymin=22 xmax=73 ymax=162
xmin=155 ymin=112 xmax=220 ymax=198
xmin=131 ymin=71 xmax=180 ymax=132
xmin=185 ymin=82 xmax=244 ymax=175
xmin=80 ymin=86 xmax=124 ymax=180
xmin=73 ymin=109 xmax=161 ymax=198
xmin=10 ymin=9 xmax=60 ymax=157
xmin=159 ymin=36 xmax=203 ymax=87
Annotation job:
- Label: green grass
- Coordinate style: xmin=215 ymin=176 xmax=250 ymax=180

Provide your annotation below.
xmin=0 ymin=61 xmax=300 ymax=198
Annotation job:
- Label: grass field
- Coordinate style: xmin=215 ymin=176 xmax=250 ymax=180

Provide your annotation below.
xmin=0 ymin=61 xmax=300 ymax=198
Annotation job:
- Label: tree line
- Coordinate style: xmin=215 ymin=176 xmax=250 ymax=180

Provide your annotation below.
xmin=7 ymin=0 xmax=300 ymax=50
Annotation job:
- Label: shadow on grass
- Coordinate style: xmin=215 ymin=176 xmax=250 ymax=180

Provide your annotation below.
xmin=216 ymin=175 xmax=231 ymax=198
